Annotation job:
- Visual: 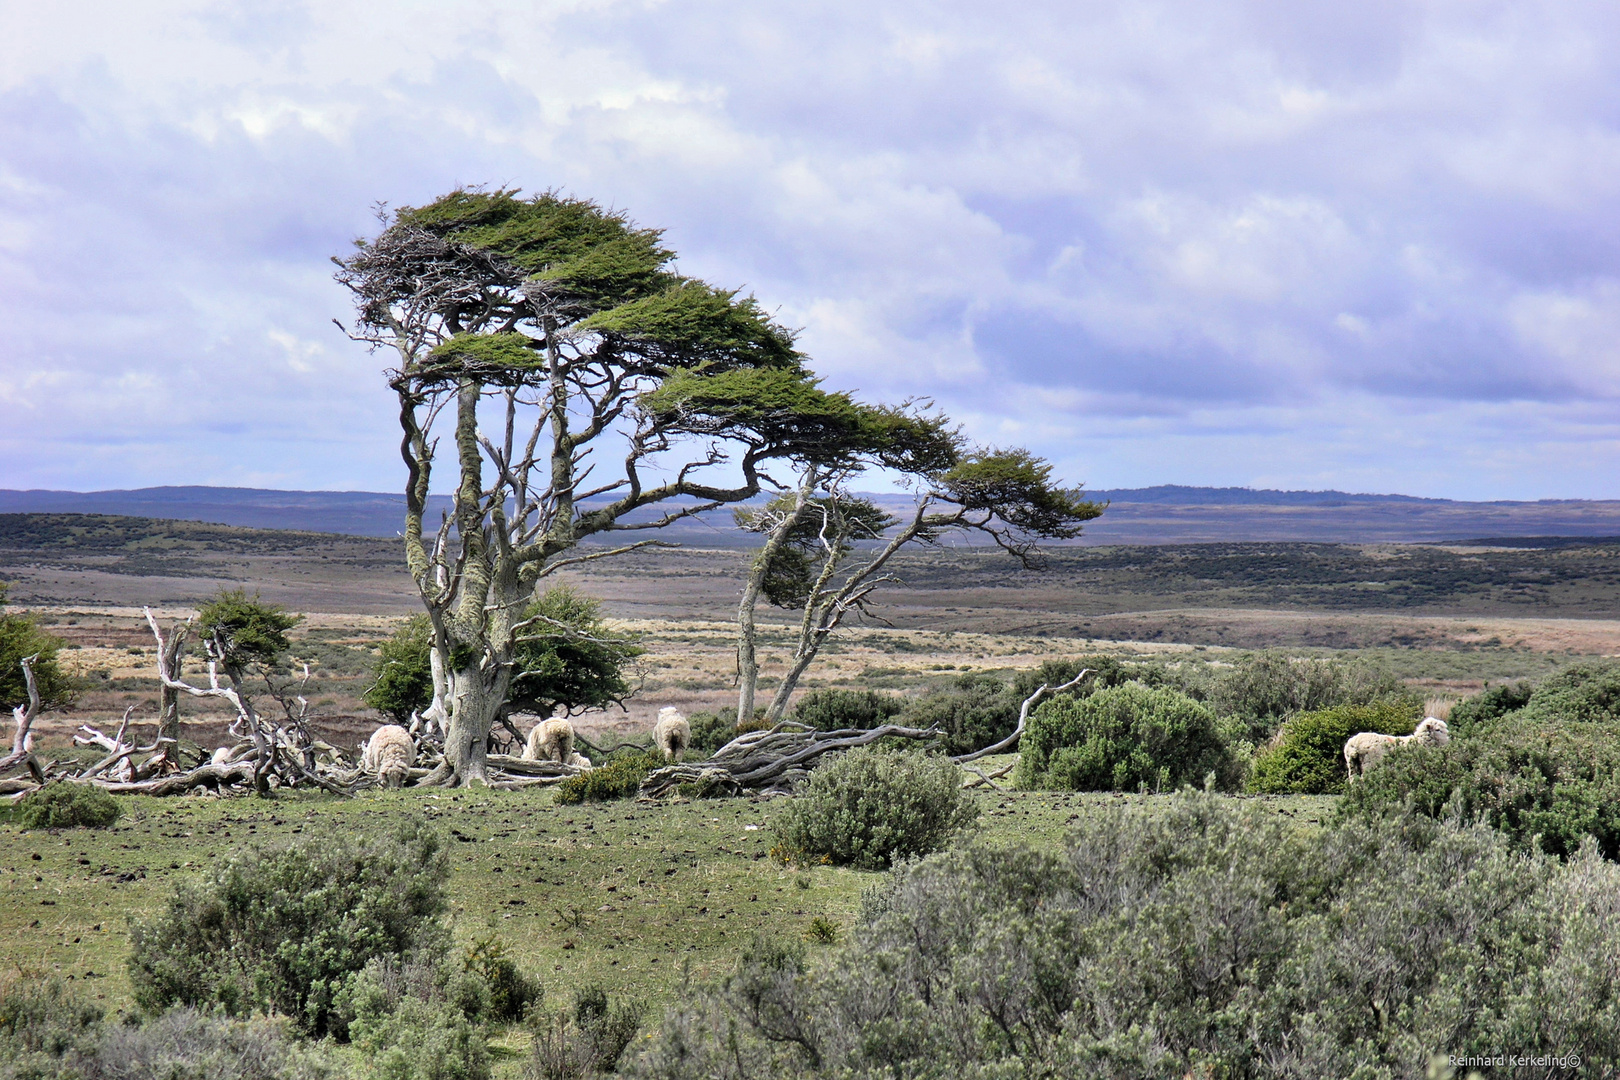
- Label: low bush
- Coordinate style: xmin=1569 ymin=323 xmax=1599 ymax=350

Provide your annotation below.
xmin=525 ymin=985 xmax=645 ymax=1080
xmin=1447 ymin=679 xmax=1534 ymax=734
xmin=1009 ymin=655 xmax=1166 ymax=700
xmin=127 ymin=819 xmax=451 ymax=1036
xmin=1207 ymin=650 xmax=1421 ymax=746
xmin=351 ymin=996 xmax=490 ymax=1080
xmin=0 ymin=975 xmax=335 ymax=1080
xmin=1015 ymin=681 xmax=1236 ymax=792
xmin=1247 ymin=701 xmax=1419 ymax=795
xmin=791 ymin=688 xmax=906 ymax=731
xmin=772 ymin=747 xmax=978 ymax=870
xmin=685 ymin=712 xmax=735 ymax=756
xmin=553 ymin=750 xmax=663 ymax=804
xmin=1341 ymin=719 xmax=1620 ymax=859
xmin=460 ymin=935 xmax=543 ymax=1024
xmin=1519 ymin=661 xmax=1620 ymax=724
xmin=899 ymin=674 xmax=1020 ymax=757
xmin=634 ymin=792 xmax=1620 ymax=1079
xmin=17 ymin=783 xmax=121 ymax=829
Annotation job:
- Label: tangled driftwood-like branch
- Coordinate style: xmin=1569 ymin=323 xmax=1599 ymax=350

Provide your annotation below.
xmin=952 ymin=668 xmax=1095 ymax=765
xmin=638 ymin=721 xmax=942 ymax=799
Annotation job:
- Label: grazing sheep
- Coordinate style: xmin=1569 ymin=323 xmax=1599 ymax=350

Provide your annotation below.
xmin=523 ymin=717 xmax=575 ymax=764
xmin=362 ymin=724 xmax=416 ymax=789
xmin=1344 ymin=716 xmax=1450 ymax=780
xmin=567 ymin=751 xmax=593 ymax=771
xmin=653 ymin=706 xmax=691 ymax=761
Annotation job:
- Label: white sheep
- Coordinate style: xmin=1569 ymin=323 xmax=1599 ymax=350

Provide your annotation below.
xmin=653 ymin=706 xmax=691 ymax=762
xmin=523 ymin=717 xmax=575 ymax=763
xmin=362 ymin=724 xmax=417 ymax=789
xmin=1344 ymin=716 xmax=1450 ymax=780
xmin=567 ymin=751 xmax=593 ymax=771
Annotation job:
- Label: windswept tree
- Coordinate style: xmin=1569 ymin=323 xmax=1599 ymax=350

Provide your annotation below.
xmin=336 ymin=189 xmax=883 ymax=785
xmin=364 ymin=588 xmax=644 ymax=740
xmin=735 ymin=449 xmax=1104 ymax=725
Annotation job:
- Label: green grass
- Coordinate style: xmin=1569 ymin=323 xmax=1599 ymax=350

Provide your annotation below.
xmin=0 ymin=782 xmax=1340 ymax=1031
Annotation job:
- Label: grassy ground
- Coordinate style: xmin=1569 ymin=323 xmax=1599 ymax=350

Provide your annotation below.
xmin=0 ymin=780 xmax=1339 ymax=1070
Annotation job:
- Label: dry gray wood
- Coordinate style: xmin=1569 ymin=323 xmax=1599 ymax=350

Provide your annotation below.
xmin=952 ymin=668 xmax=1095 ymax=765
xmin=638 ymin=720 xmax=940 ymax=798
xmin=0 ymin=653 xmax=42 ymax=776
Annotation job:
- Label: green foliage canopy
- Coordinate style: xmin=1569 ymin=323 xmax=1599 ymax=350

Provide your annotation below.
xmin=0 ymin=581 xmax=73 ymax=712
xmin=194 ymin=589 xmax=301 ymax=671
xmin=1016 ymin=681 xmax=1235 ymax=792
xmin=507 ymin=586 xmax=644 ymax=718
xmin=363 ymin=615 xmax=436 ymax=723
xmin=1247 ymin=701 xmax=1420 ymax=795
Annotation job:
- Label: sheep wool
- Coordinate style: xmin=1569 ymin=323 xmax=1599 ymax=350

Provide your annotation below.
xmin=653 ymin=706 xmax=691 ymax=762
xmin=524 ymin=717 xmax=575 ymax=763
xmin=1344 ymin=716 xmax=1450 ymax=780
xmin=362 ymin=724 xmax=417 ymax=789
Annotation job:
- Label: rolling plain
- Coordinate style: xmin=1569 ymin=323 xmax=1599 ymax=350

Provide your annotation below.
xmin=1 ymin=509 xmax=1617 ymax=1072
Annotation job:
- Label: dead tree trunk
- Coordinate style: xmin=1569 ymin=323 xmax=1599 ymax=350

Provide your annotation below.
xmin=155 ymin=618 xmax=190 ymax=746
xmin=0 ymin=653 xmax=43 ymax=783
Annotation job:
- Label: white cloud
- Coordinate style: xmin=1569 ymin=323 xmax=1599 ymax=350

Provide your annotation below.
xmin=1 ymin=0 xmax=1619 ymax=496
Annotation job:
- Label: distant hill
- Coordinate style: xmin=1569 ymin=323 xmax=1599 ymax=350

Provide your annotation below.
xmin=4 ymin=484 xmax=1620 ymax=545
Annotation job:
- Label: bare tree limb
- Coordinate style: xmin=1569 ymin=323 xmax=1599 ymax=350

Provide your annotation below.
xmin=952 ymin=668 xmax=1095 ymax=764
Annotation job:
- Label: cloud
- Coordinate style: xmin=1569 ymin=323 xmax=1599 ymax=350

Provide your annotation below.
xmin=0 ymin=0 xmax=1617 ymax=498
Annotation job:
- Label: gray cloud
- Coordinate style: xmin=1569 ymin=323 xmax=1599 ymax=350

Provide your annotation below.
xmin=1 ymin=0 xmax=1617 ymax=499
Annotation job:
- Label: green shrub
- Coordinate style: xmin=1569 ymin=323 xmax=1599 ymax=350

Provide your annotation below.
xmin=351 ymin=996 xmax=489 ymax=1080
xmin=461 ymin=935 xmax=542 ymax=1023
xmin=0 ymin=975 xmax=336 ymax=1080
xmin=0 ymin=581 xmax=75 ymax=713
xmin=364 ymin=614 xmax=435 ymax=723
xmin=772 ymin=747 xmax=977 ymax=870
xmin=553 ymin=750 xmax=662 ymax=804
xmin=1341 ymin=719 xmax=1620 ymax=859
xmin=1010 ymin=655 xmax=1166 ymax=700
xmin=17 ymin=783 xmax=121 ymax=829
xmin=1206 ymin=650 xmax=1421 ymax=746
xmin=127 ymin=819 xmax=450 ymax=1036
xmin=791 ymin=688 xmax=906 ymax=731
xmin=1447 ymin=680 xmax=1534 ymax=734
xmin=1015 ymin=681 xmax=1235 ymax=792
xmin=0 ymin=973 xmax=102 ymax=1066
xmin=524 ymin=985 xmax=645 ymax=1080
xmin=1247 ymin=701 xmax=1419 ymax=795
xmin=899 ymin=673 xmax=1021 ymax=757
xmin=637 ymin=792 xmax=1620 ymax=1079
xmin=195 ymin=588 xmax=302 ymax=670
xmin=1519 ymin=662 xmax=1620 ymax=724
xmin=685 ymin=711 xmax=735 ymax=756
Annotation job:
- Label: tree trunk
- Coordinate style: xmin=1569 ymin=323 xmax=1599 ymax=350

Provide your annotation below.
xmin=156 ymin=623 xmax=189 ymax=745
xmin=736 ymin=473 xmax=818 ymax=726
xmin=435 ymin=664 xmax=510 ymax=787
xmin=764 ymin=648 xmax=820 ymax=723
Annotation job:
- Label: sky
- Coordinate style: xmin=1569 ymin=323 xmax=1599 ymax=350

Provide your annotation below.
xmin=2 ymin=1 xmax=1619 ymax=501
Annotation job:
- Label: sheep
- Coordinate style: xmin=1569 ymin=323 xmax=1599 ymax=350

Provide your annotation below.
xmin=523 ymin=717 xmax=575 ymax=764
xmin=1344 ymin=716 xmax=1450 ymax=780
xmin=210 ymin=746 xmax=234 ymax=766
xmin=362 ymin=723 xmax=417 ymax=788
xmin=567 ymin=751 xmax=593 ymax=771
xmin=653 ymin=706 xmax=691 ymax=762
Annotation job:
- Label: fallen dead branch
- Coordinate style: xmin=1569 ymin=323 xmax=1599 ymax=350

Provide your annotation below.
xmin=952 ymin=668 xmax=1095 ymax=765
xmin=638 ymin=721 xmax=942 ymax=799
